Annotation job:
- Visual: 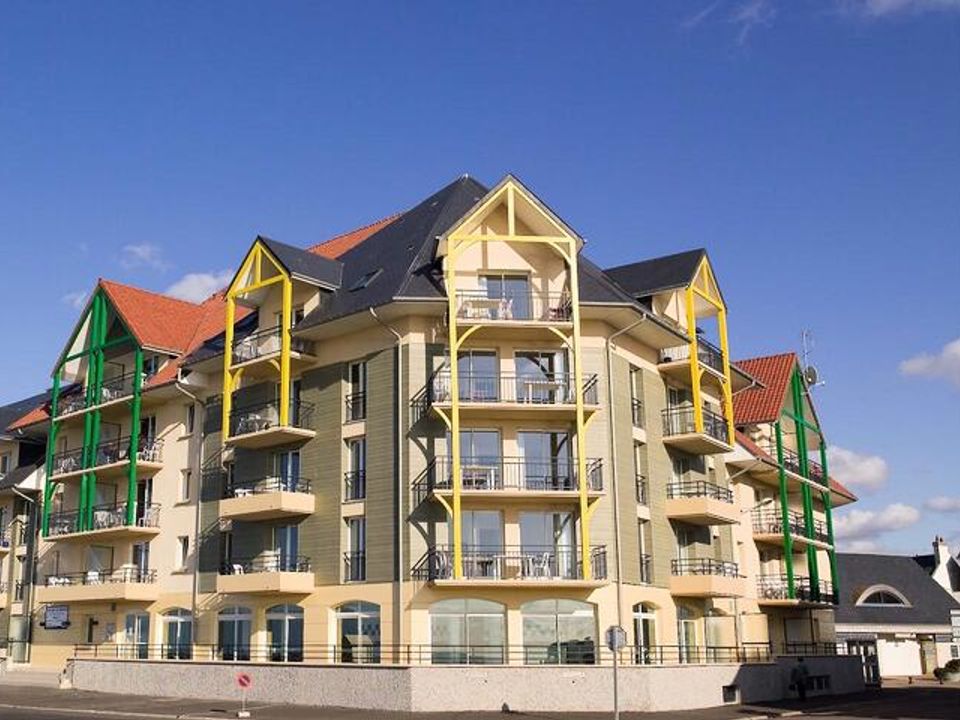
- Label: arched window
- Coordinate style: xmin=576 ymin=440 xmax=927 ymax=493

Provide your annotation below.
xmin=857 ymin=585 xmax=910 ymax=607
xmin=632 ymin=603 xmax=656 ymax=664
xmin=218 ymin=606 xmax=252 ymax=661
xmin=336 ymin=601 xmax=380 ymax=664
xmin=430 ymin=598 xmax=506 ymax=664
xmin=266 ymin=604 xmax=303 ymax=662
xmin=521 ymin=599 xmax=597 ymax=665
xmin=162 ymin=608 xmax=193 ymax=660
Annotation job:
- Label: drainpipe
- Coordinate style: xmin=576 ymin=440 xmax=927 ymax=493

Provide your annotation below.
xmin=369 ymin=307 xmax=405 ymax=652
xmin=604 ymin=316 xmax=646 ymax=630
xmin=174 ymin=380 xmax=204 ymax=638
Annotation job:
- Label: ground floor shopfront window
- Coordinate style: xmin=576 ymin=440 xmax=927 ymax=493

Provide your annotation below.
xmin=522 ymin=599 xmax=597 ymax=664
xmin=430 ymin=598 xmax=506 ymax=664
xmin=337 ymin=601 xmax=380 ymax=663
xmin=267 ymin=604 xmax=303 ymax=662
xmin=163 ymin=608 xmax=193 ymax=660
xmin=218 ymin=606 xmax=252 ymax=661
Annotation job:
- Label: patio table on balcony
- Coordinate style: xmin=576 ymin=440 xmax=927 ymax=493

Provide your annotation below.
xmin=521 ymin=378 xmax=566 ymax=403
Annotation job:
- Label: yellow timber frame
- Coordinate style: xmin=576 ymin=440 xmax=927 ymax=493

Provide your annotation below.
xmin=434 ymin=179 xmax=600 ymax=580
xmin=683 ymin=257 xmax=735 ymax=445
xmin=221 ymin=240 xmax=294 ymax=441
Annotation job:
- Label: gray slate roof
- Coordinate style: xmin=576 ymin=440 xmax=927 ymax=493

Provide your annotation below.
xmin=0 ymin=390 xmax=52 ymax=436
xmin=0 ymin=463 xmax=40 ymax=492
xmin=835 ymin=553 xmax=960 ymax=626
xmin=259 ymin=237 xmax=343 ymax=288
xmin=604 ymin=249 xmax=706 ymax=298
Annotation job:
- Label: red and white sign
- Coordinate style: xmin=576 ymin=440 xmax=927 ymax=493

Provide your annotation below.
xmin=236 ymin=672 xmax=253 ymax=689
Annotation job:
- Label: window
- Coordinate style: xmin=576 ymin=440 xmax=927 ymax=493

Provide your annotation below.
xmin=179 ymin=470 xmax=192 ymax=503
xmin=857 ymin=585 xmax=910 ymax=607
xmin=456 ymin=351 xmax=497 ymax=402
xmin=143 ymin=355 xmax=161 ymax=378
xmin=430 ymin=598 xmax=506 ymax=664
xmin=175 ymin=536 xmax=189 ymax=570
xmin=677 ymin=606 xmax=699 ymax=663
xmin=336 ymin=601 xmax=380 ymax=663
xmin=163 ymin=609 xmax=193 ymax=659
xmin=274 ymin=525 xmax=300 ymax=571
xmin=517 ymin=431 xmax=572 ymax=491
xmin=480 ymin=273 xmax=531 ymax=320
xmin=124 ymin=613 xmax=149 ymax=659
xmin=634 ymin=442 xmax=647 ymax=504
xmin=0 ymin=453 xmax=10 ymax=476
xmin=515 ymin=350 xmax=568 ymax=403
xmin=520 ymin=512 xmax=576 ymax=579
xmin=218 ymin=606 xmax=252 ymax=661
xmin=349 ymin=268 xmax=382 ymax=291
xmin=521 ymin=599 xmax=597 ymax=664
xmin=450 ymin=429 xmax=501 ymax=489
xmin=275 ymin=450 xmax=301 ymax=492
xmin=633 ymin=603 xmax=657 ymax=664
xmin=266 ymin=604 xmax=303 ymax=662
xmin=638 ymin=520 xmax=651 ymax=583
xmin=184 ymin=404 xmax=195 ymax=435
xmin=345 ymin=437 xmax=366 ymax=500
xmin=346 ymin=361 xmax=367 ymax=421
xmin=139 ymin=415 xmax=157 ymax=444
xmin=345 ymin=518 xmax=366 ymax=581
xmin=629 ymin=366 xmax=644 ymax=427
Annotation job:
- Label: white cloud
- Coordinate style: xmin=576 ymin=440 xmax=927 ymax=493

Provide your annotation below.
xmin=730 ymin=0 xmax=776 ymax=44
xmin=827 ymin=446 xmax=889 ymax=492
xmin=120 ymin=242 xmax=170 ymax=271
xmin=165 ymin=270 xmax=233 ymax=303
xmin=61 ymin=291 xmax=87 ymax=310
xmin=899 ymin=338 xmax=960 ymax=390
xmin=924 ymin=496 xmax=960 ymax=512
xmin=682 ymin=1 xmax=724 ymax=29
xmin=837 ymin=0 xmax=960 ymax=17
xmin=843 ymin=539 xmax=884 ymax=553
xmin=834 ymin=503 xmax=921 ymax=545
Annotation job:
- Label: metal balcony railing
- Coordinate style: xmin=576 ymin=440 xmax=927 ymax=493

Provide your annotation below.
xmin=343 ymin=551 xmax=366 ymax=582
xmin=344 ymin=470 xmax=366 ymax=501
xmin=47 ymin=502 xmax=160 ymax=537
xmin=639 ymin=554 xmax=652 ymax=584
xmin=231 ymin=325 xmax=315 ymax=365
xmin=635 ymin=474 xmax=648 ymax=505
xmin=671 ymin=558 xmax=739 ymax=578
xmin=220 ymin=554 xmax=311 ymax=575
xmin=659 ymin=337 xmax=724 ymax=374
xmin=229 ymin=400 xmax=314 ymax=436
xmin=345 ymin=391 xmax=366 ymax=422
xmin=14 ymin=580 xmax=24 ymax=601
xmin=50 ymin=436 xmax=163 ymax=476
xmin=758 ymin=439 xmax=829 ymax=489
xmin=631 ymin=397 xmax=644 ymax=428
xmin=454 ymin=290 xmax=572 ymax=323
xmin=413 ymin=545 xmax=608 ymax=582
xmin=426 ymin=457 xmax=603 ymax=494
xmin=42 ymin=567 xmax=157 ymax=586
xmin=224 ymin=476 xmax=311 ymax=498
xmin=752 ymin=508 xmax=806 ymax=536
xmin=757 ymin=575 xmax=836 ymax=604
xmin=55 ymin=371 xmax=142 ymax=417
xmin=429 ymin=371 xmax=599 ymax=407
xmin=666 ymin=480 xmax=734 ymax=503
xmin=661 ymin=405 xmax=729 ymax=444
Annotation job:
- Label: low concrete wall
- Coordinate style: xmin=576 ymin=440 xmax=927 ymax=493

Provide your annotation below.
xmin=69 ymin=656 xmax=864 ymax=713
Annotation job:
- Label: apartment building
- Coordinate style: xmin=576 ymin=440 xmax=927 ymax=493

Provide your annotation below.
xmin=2 ymin=174 xmax=856 ymax=675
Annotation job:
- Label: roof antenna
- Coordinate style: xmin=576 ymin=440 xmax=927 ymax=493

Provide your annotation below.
xmin=800 ymin=330 xmax=826 ymax=390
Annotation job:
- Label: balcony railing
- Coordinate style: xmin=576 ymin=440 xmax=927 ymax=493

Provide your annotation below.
xmin=661 ymin=405 xmax=729 ymax=444
xmin=758 ymin=439 xmax=829 ymax=488
xmin=55 ymin=371 xmax=142 ymax=417
xmin=42 ymin=567 xmax=157 ymax=586
xmin=666 ymin=480 xmax=734 ymax=503
xmin=224 ymin=476 xmax=312 ymax=498
xmin=229 ymin=400 xmax=314 ymax=436
xmin=345 ymin=391 xmax=366 ymax=422
xmin=426 ymin=457 xmax=603 ymax=494
xmin=220 ymin=554 xmax=311 ymax=575
xmin=50 ymin=436 xmax=163 ymax=476
xmin=14 ymin=580 xmax=24 ymax=601
xmin=659 ymin=337 xmax=724 ymax=374
xmin=344 ymin=471 xmax=366 ymax=501
xmin=454 ymin=290 xmax=572 ymax=323
xmin=752 ymin=508 xmax=806 ymax=537
xmin=635 ymin=474 xmax=648 ymax=505
xmin=757 ymin=575 xmax=837 ymax=604
xmin=413 ymin=545 xmax=608 ymax=582
xmin=671 ymin=558 xmax=739 ymax=578
xmin=343 ymin=551 xmax=366 ymax=582
xmin=430 ymin=371 xmax=599 ymax=407
xmin=231 ymin=325 xmax=315 ymax=365
xmin=631 ymin=397 xmax=644 ymax=428
xmin=810 ymin=517 xmax=831 ymax=544
xmin=47 ymin=502 xmax=160 ymax=537
xmin=639 ymin=553 xmax=652 ymax=584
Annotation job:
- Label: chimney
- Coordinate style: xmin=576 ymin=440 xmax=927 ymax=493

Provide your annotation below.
xmin=933 ymin=536 xmax=951 ymax=568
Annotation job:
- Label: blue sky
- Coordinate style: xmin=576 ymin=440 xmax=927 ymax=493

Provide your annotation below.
xmin=1 ymin=1 xmax=957 ymax=554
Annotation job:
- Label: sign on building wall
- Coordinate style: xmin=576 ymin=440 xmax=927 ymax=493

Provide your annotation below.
xmin=44 ymin=605 xmax=70 ymax=629
xmin=951 ymin=610 xmax=960 ymax=642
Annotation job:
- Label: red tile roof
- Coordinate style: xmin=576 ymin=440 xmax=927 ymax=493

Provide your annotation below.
xmin=733 ymin=352 xmax=797 ymax=425
xmin=306 ymin=215 xmax=400 ymax=259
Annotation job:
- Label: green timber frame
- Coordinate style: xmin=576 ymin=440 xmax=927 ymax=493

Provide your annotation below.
xmin=42 ymin=288 xmax=145 ymax=535
xmin=772 ymin=366 xmax=838 ymax=603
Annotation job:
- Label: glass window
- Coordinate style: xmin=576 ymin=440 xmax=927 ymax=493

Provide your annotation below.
xmin=519 ymin=511 xmax=576 ymax=579
xmin=266 ymin=604 xmax=303 ymax=662
xmin=430 ymin=598 xmax=506 ymax=664
xmin=124 ymin=612 xmax=149 ymax=660
xmin=632 ymin=603 xmax=656 ymax=664
xmin=521 ymin=599 xmax=597 ymax=665
xmin=515 ymin=351 xmax=567 ymax=403
xmin=218 ymin=606 xmax=252 ymax=661
xmin=347 ymin=361 xmax=367 ymax=421
xmin=518 ymin=431 xmax=572 ymax=490
xmin=459 ymin=511 xmax=503 ymax=550
xmin=346 ymin=517 xmax=366 ymax=581
xmin=456 ymin=351 xmax=498 ymax=401
xmin=274 ymin=525 xmax=300 ymax=571
xmin=275 ymin=450 xmax=301 ymax=492
xmin=480 ymin=274 xmax=531 ymax=320
xmin=453 ymin=430 xmax=501 ymax=488
xmin=346 ymin=438 xmax=366 ymax=499
xmin=163 ymin=609 xmax=193 ymax=660
xmin=337 ymin=601 xmax=380 ymax=663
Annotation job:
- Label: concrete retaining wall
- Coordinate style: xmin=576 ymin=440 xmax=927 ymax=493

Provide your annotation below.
xmin=69 ymin=656 xmax=864 ymax=713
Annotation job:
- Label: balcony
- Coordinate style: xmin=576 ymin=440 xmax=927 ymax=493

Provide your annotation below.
xmin=220 ymin=477 xmax=314 ymax=521
xmin=635 ymin=475 xmax=648 ymax=506
xmin=428 ymin=371 xmax=599 ymax=420
xmin=454 ymin=290 xmax=572 ymax=326
xmin=47 ymin=503 xmax=161 ymax=542
xmin=669 ymin=558 xmax=745 ymax=598
xmin=49 ymin=436 xmax=164 ymax=481
xmin=757 ymin=575 xmax=837 ymax=606
xmin=751 ymin=509 xmax=831 ymax=548
xmin=35 ymin=567 xmax=158 ymax=604
xmin=343 ymin=551 xmax=366 ymax=582
xmin=225 ymin=400 xmax=316 ymax=449
xmin=661 ymin=405 xmax=732 ymax=454
xmin=631 ymin=398 xmax=644 ymax=429
xmin=665 ymin=480 xmax=738 ymax=524
xmin=413 ymin=545 xmax=608 ymax=588
xmin=55 ymin=371 xmax=140 ymax=419
xmin=344 ymin=471 xmax=366 ymax=502
xmin=419 ymin=457 xmax=603 ymax=504
xmin=639 ymin=553 xmax=652 ymax=584
xmin=758 ymin=440 xmax=829 ymax=489
xmin=231 ymin=326 xmax=315 ymax=377
xmin=345 ymin=392 xmax=366 ymax=422
xmin=217 ymin=554 xmax=314 ymax=595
